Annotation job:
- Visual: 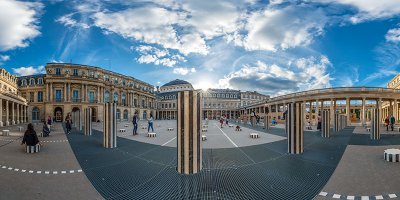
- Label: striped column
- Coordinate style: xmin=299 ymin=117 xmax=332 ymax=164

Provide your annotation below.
xmin=334 ymin=113 xmax=339 ymax=132
xmin=321 ymin=110 xmax=330 ymax=138
xmin=371 ymin=108 xmax=380 ymax=140
xmin=264 ymin=115 xmax=269 ymax=130
xmin=177 ymin=90 xmax=202 ymax=175
xmin=286 ymin=102 xmax=303 ymax=154
xmin=103 ymin=103 xmax=117 ymax=148
xmin=84 ymin=108 xmax=92 ymax=136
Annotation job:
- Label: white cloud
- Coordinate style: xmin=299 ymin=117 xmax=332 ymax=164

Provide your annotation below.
xmin=12 ymin=66 xmax=45 ymax=76
xmin=56 ymin=13 xmax=91 ymax=29
xmin=0 ymin=0 xmax=42 ymax=51
xmin=135 ymin=45 xmax=186 ymax=67
xmin=242 ymin=5 xmax=327 ymax=51
xmin=173 ymin=67 xmax=196 ymax=75
xmin=314 ymin=0 xmax=400 ymax=23
xmin=219 ymin=56 xmax=332 ymax=95
xmin=0 ymin=55 xmax=10 ymax=61
xmin=386 ymin=28 xmax=400 ymax=43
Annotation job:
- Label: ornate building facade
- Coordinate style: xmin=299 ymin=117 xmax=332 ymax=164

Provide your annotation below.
xmin=0 ymin=69 xmax=28 ymax=126
xmin=18 ymin=63 xmax=156 ymax=124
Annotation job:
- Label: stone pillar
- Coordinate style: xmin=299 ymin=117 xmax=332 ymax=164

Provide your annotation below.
xmin=81 ymin=84 xmax=85 ymax=102
xmin=334 ymin=113 xmax=339 ymax=132
xmin=378 ymin=98 xmax=382 ymax=123
xmin=50 ymin=83 xmax=53 ymax=102
xmin=16 ymin=104 xmax=19 ymax=124
xmin=11 ymin=101 xmax=15 ymax=125
xmin=97 ymin=86 xmax=100 ymax=103
xmin=84 ymin=108 xmax=92 ymax=136
xmin=24 ymin=105 xmax=27 ymax=123
xmin=330 ymin=99 xmax=334 ymax=126
xmin=346 ymin=98 xmax=350 ymax=125
xmin=177 ymin=90 xmax=202 ymax=175
xmin=0 ymin=99 xmax=2 ymax=127
xmin=46 ymin=83 xmax=49 ymax=102
xmin=103 ymin=103 xmax=117 ymax=148
xmin=322 ymin=110 xmax=330 ymax=138
xmin=371 ymin=108 xmax=380 ymax=140
xmin=361 ymin=98 xmax=366 ymax=125
xmin=264 ymin=112 xmax=269 ymax=130
xmin=286 ymin=102 xmax=303 ymax=154
xmin=64 ymin=83 xmax=67 ymax=101
xmin=315 ymin=100 xmax=319 ymax=115
xmin=394 ymin=99 xmax=398 ymax=124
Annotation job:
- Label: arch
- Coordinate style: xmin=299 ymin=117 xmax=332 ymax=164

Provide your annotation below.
xmin=22 ymin=79 xmax=27 ymax=86
xmin=30 ymin=78 xmax=35 ymax=85
xmin=123 ymin=109 xmax=128 ymax=121
xmin=143 ymin=111 xmax=147 ymax=119
xmin=32 ymin=107 xmax=40 ymax=122
xmin=54 ymin=107 xmax=63 ymax=122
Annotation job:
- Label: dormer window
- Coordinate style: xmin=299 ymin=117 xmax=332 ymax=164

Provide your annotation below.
xmin=73 ymin=69 xmax=79 ymax=76
xmin=22 ymin=79 xmax=27 ymax=86
xmin=30 ymin=78 xmax=35 ymax=85
xmin=55 ymin=68 xmax=61 ymax=75
xmin=38 ymin=78 xmax=43 ymax=85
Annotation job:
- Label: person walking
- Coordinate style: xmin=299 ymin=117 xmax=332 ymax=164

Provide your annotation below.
xmin=220 ymin=117 xmax=224 ymax=128
xmin=390 ymin=115 xmax=395 ymax=131
xmin=147 ymin=113 xmax=154 ymax=133
xmin=43 ymin=121 xmax=50 ymax=137
xmin=132 ymin=112 xmax=138 ymax=135
xmin=65 ymin=113 xmax=72 ymax=134
xmin=47 ymin=116 xmax=52 ymax=126
xmin=317 ymin=113 xmax=321 ymax=130
xmin=385 ymin=116 xmax=390 ymax=131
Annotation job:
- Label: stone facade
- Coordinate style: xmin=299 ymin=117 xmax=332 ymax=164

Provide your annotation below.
xmin=18 ymin=63 xmax=156 ymax=123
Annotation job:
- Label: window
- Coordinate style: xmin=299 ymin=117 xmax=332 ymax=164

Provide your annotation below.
xmin=38 ymin=78 xmax=43 ymax=85
xmin=32 ymin=107 xmax=40 ymax=121
xmin=30 ymin=79 xmax=35 ymax=85
xmin=73 ymin=90 xmax=79 ymax=102
xmin=22 ymin=79 xmax=27 ymax=86
xmin=114 ymin=92 xmax=119 ymax=103
xmin=37 ymin=91 xmax=43 ymax=102
xmin=134 ymin=99 xmax=137 ymax=107
xmin=104 ymin=91 xmax=110 ymax=103
xmin=73 ymin=69 xmax=79 ymax=76
xmin=104 ymin=75 xmax=110 ymax=81
xmin=89 ymin=91 xmax=95 ymax=103
xmin=116 ymin=109 xmax=121 ymax=120
xmin=123 ymin=110 xmax=128 ymax=120
xmin=30 ymin=92 xmax=34 ymax=102
xmin=55 ymin=68 xmax=61 ymax=75
xmin=113 ymin=78 xmax=118 ymax=84
xmin=55 ymin=90 xmax=62 ymax=102
xmin=122 ymin=93 xmax=126 ymax=105
xmin=89 ymin=71 xmax=95 ymax=78
xmin=122 ymin=80 xmax=126 ymax=86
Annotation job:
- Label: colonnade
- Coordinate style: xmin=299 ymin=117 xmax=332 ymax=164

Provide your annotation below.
xmin=0 ymin=98 xmax=28 ymax=127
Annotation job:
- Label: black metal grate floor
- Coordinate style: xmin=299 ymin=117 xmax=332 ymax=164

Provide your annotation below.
xmin=66 ymin=126 xmax=359 ymax=200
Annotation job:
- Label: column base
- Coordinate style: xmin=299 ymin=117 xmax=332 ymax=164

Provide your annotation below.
xmin=6 ymin=121 xmax=9 ymax=126
xmin=0 ymin=121 xmax=3 ymax=127
xmin=12 ymin=120 xmax=15 ymax=125
xmin=16 ymin=120 xmax=20 ymax=124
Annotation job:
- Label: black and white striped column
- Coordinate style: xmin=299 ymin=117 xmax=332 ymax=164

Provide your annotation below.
xmin=334 ymin=113 xmax=339 ymax=132
xmin=103 ymin=103 xmax=117 ymax=148
xmin=264 ymin=115 xmax=269 ymax=130
xmin=322 ymin=110 xmax=330 ymax=138
xmin=371 ymin=108 xmax=380 ymax=140
xmin=286 ymin=102 xmax=303 ymax=154
xmin=84 ymin=108 xmax=92 ymax=136
xmin=177 ymin=90 xmax=202 ymax=175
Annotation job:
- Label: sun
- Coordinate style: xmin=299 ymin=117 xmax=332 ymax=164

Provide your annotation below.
xmin=194 ymin=80 xmax=213 ymax=91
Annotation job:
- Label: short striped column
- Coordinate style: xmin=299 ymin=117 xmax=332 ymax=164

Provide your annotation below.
xmin=103 ymin=103 xmax=117 ymax=148
xmin=177 ymin=90 xmax=202 ymax=175
xmin=322 ymin=110 xmax=330 ymax=138
xmin=286 ymin=102 xmax=303 ymax=154
xmin=264 ymin=115 xmax=269 ymax=130
xmin=334 ymin=113 xmax=339 ymax=132
xmin=371 ymin=108 xmax=380 ymax=140
xmin=84 ymin=108 xmax=92 ymax=136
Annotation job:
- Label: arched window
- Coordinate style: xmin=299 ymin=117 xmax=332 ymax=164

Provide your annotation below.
xmin=38 ymin=78 xmax=43 ymax=85
xmin=122 ymin=93 xmax=126 ymax=106
xmin=123 ymin=110 xmax=128 ymax=120
xmin=114 ymin=92 xmax=119 ymax=103
xmin=22 ymin=79 xmax=27 ymax=86
xmin=104 ymin=91 xmax=110 ymax=103
xmin=32 ymin=107 xmax=40 ymax=121
xmin=116 ymin=109 xmax=121 ymax=120
xmin=30 ymin=78 xmax=35 ymax=85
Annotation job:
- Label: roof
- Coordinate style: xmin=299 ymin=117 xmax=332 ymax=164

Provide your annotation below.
xmin=162 ymin=79 xmax=191 ymax=87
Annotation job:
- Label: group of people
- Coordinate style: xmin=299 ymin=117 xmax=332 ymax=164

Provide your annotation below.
xmin=132 ymin=113 xmax=154 ymax=135
xmin=219 ymin=116 xmax=229 ymax=128
xmin=385 ymin=115 xmax=396 ymax=131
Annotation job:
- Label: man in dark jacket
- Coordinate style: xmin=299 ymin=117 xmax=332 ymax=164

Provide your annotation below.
xmin=22 ymin=123 xmax=40 ymax=146
xmin=132 ymin=113 xmax=138 ymax=135
xmin=390 ymin=115 xmax=396 ymax=131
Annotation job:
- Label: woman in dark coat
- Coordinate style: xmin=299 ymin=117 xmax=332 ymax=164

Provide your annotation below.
xmin=21 ymin=123 xmax=40 ymax=146
xmin=43 ymin=121 xmax=50 ymax=137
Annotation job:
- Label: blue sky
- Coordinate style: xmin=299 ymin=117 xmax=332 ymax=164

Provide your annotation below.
xmin=0 ymin=0 xmax=400 ymax=95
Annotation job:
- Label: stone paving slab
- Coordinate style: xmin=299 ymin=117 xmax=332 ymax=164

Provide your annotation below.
xmin=0 ymin=123 xmax=102 ymax=200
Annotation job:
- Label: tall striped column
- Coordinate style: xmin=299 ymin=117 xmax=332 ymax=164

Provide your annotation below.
xmin=322 ymin=110 xmax=330 ymax=137
xmin=334 ymin=113 xmax=339 ymax=132
xmin=84 ymin=108 xmax=92 ymax=136
xmin=264 ymin=115 xmax=269 ymax=130
xmin=371 ymin=108 xmax=380 ymax=140
xmin=286 ymin=102 xmax=303 ymax=154
xmin=103 ymin=103 xmax=117 ymax=148
xmin=177 ymin=90 xmax=202 ymax=175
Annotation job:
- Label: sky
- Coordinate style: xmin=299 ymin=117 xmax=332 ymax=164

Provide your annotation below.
xmin=0 ymin=0 xmax=400 ymax=96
